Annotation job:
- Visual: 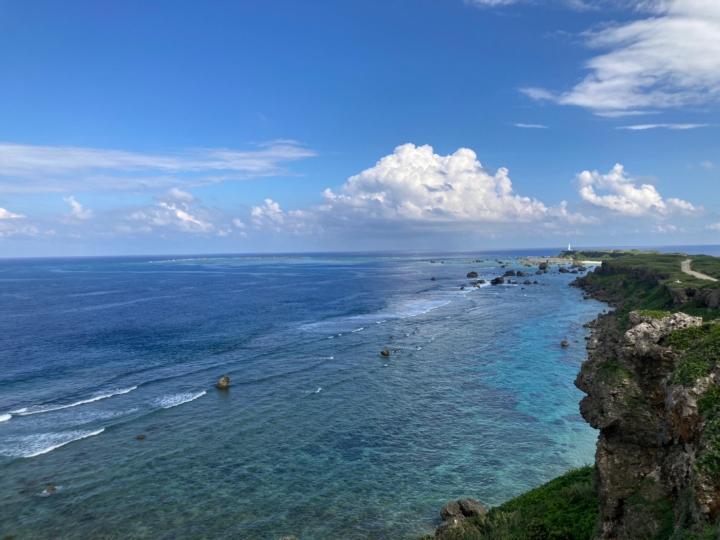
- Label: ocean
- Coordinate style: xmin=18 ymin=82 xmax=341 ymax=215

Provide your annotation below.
xmin=0 ymin=252 xmax=606 ymax=539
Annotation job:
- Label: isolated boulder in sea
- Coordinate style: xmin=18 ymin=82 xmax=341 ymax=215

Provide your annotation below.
xmin=430 ymin=277 xmax=437 ymax=281
xmin=538 ymin=261 xmax=549 ymax=271
xmin=135 ymin=434 xmax=146 ymax=441
xmin=503 ymin=270 xmax=517 ymax=277
xmin=380 ymin=348 xmax=391 ymax=358
xmin=516 ymin=270 xmax=527 ymax=277
xmin=216 ymin=375 xmax=231 ymax=390
xmin=466 ymin=271 xmax=478 ymax=278
xmin=559 ymin=266 xmax=570 ymax=274
xmin=523 ymin=280 xmax=532 ymax=285
xmin=490 ymin=277 xmax=504 ymax=285
xmin=40 ymin=485 xmax=58 ymax=497
xmin=561 ymin=339 xmax=570 ymax=348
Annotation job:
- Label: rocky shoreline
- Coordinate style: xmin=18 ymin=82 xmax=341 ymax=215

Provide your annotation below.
xmin=428 ymin=252 xmax=720 ymax=539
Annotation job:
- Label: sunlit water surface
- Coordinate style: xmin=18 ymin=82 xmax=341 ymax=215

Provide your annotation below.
xmin=0 ymin=252 xmax=606 ymax=539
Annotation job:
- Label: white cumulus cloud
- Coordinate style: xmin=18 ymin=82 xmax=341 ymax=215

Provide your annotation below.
xmin=250 ymin=199 xmax=313 ymax=234
xmin=577 ymin=163 xmax=698 ymax=216
xmin=127 ymin=190 xmax=214 ymax=234
xmin=319 ymin=143 xmax=558 ymax=224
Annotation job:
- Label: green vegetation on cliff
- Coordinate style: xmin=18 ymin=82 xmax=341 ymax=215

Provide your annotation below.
xmin=430 ymin=467 xmax=599 ymax=540
xmin=574 ymin=251 xmax=720 ymax=325
xmin=665 ymin=322 xmax=720 ymax=385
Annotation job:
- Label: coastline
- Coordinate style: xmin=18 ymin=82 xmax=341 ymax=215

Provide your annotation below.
xmin=428 ymin=250 xmax=720 ymax=539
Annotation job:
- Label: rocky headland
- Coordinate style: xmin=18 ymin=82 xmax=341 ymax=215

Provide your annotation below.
xmin=427 ymin=251 xmax=720 ymax=539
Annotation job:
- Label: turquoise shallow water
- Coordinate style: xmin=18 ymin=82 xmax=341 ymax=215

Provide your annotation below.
xmin=0 ymin=252 xmax=605 ymax=539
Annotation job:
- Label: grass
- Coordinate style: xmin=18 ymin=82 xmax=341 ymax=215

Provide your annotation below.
xmin=693 ymin=376 xmax=720 ymax=479
xmin=434 ymin=467 xmax=599 ymax=540
xmin=576 ymin=251 xmax=720 ymax=326
xmin=688 ymin=256 xmax=720 ymax=280
xmin=597 ymin=358 xmax=633 ymax=382
xmin=665 ymin=323 xmax=720 ymax=385
xmin=636 ymin=309 xmax=673 ymax=319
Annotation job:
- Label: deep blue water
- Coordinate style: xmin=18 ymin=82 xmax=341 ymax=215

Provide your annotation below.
xmin=0 ymin=252 xmax=606 ymax=539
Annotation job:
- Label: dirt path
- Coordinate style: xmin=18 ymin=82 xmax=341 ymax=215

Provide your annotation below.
xmin=681 ymin=259 xmax=718 ymax=282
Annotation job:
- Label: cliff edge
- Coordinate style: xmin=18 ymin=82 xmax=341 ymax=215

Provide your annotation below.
xmin=577 ymin=310 xmax=719 ymax=538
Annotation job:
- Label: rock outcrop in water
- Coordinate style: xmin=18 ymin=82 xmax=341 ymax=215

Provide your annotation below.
xmin=216 ymin=375 xmax=231 ymax=390
xmin=576 ymin=310 xmax=720 ymax=538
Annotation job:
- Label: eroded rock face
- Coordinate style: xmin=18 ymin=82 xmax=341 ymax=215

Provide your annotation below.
xmin=575 ymin=310 xmax=720 ymax=538
xmin=436 ymin=499 xmax=486 ymax=538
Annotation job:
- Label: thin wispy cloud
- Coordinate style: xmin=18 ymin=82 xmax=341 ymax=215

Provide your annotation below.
xmin=464 ymin=0 xmax=521 ymax=6
xmin=63 ymin=196 xmax=93 ymax=220
xmin=521 ymin=0 xmax=720 ymax=116
xmin=617 ymin=123 xmax=710 ymax=131
xmin=0 ymin=208 xmax=23 ymax=220
xmin=0 ymin=140 xmax=317 ymax=194
xmin=514 ymin=123 xmax=548 ymax=129
xmin=465 ymin=0 xmax=647 ymax=9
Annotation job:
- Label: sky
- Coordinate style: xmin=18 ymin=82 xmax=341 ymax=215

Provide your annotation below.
xmin=0 ymin=0 xmax=719 ymax=256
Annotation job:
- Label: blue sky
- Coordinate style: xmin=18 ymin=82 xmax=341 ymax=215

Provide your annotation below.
xmin=0 ymin=0 xmax=718 ymax=256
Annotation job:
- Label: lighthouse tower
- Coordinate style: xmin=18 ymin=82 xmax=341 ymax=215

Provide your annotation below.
xmin=567 ymin=242 xmax=573 ymax=252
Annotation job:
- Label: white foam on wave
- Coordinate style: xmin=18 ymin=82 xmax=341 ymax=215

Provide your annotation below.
xmin=0 ymin=414 xmax=11 ymax=423
xmin=11 ymin=386 xmax=138 ymax=417
xmin=154 ymin=390 xmax=206 ymax=409
xmin=0 ymin=428 xmax=105 ymax=458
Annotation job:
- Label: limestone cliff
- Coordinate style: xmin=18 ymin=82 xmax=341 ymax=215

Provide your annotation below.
xmin=576 ymin=309 xmax=720 ymax=538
